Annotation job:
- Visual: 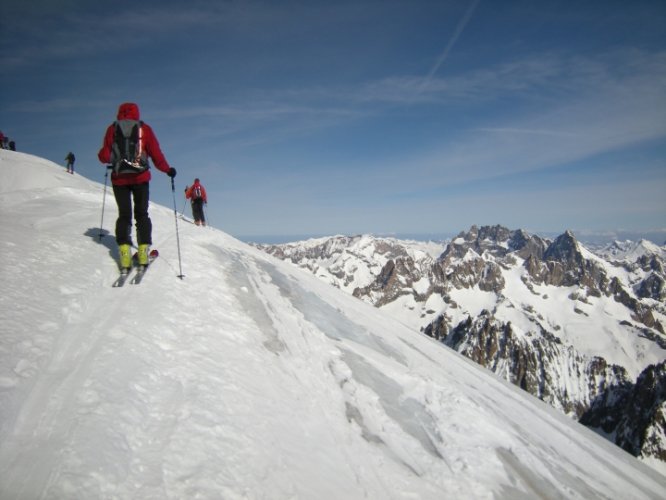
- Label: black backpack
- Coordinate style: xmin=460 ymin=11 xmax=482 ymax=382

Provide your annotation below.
xmin=111 ymin=120 xmax=148 ymax=174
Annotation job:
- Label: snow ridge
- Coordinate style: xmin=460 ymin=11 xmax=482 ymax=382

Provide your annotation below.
xmin=1 ymin=150 xmax=665 ymax=498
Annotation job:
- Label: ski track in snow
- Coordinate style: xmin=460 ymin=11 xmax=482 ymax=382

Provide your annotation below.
xmin=1 ymin=151 xmax=665 ymax=498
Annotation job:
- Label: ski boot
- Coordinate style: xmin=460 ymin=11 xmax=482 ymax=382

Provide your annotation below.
xmin=137 ymin=244 xmax=150 ymax=267
xmin=118 ymin=243 xmax=132 ymax=273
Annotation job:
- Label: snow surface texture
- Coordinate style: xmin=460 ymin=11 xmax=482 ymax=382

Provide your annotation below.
xmin=0 ymin=150 xmax=664 ymax=499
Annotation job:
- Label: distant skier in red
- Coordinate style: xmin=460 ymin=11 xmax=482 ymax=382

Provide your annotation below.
xmin=185 ymin=178 xmax=208 ymax=226
xmin=98 ymin=102 xmax=177 ymax=271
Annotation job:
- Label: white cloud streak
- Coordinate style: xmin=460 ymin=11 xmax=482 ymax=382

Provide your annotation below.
xmin=419 ymin=0 xmax=481 ymax=91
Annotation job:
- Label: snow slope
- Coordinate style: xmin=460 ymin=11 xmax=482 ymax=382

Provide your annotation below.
xmin=0 ymin=150 xmax=664 ymax=498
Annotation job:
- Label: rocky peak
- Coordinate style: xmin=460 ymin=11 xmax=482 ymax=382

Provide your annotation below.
xmin=443 ymin=225 xmax=550 ymax=263
xmin=476 ymin=225 xmax=513 ymax=244
xmin=525 ymin=230 xmax=610 ymax=293
xmin=509 ymin=229 xmax=549 ymax=260
xmin=544 ymin=230 xmax=583 ymax=265
xmin=442 ymin=225 xmax=515 ymax=261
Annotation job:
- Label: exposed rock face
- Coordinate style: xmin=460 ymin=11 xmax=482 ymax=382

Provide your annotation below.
xmin=581 ymin=361 xmax=666 ymax=463
xmin=637 ymin=272 xmax=666 ymax=302
xmin=426 ymin=310 xmax=631 ymax=418
xmin=353 ymin=257 xmax=426 ymax=307
xmin=528 ymin=231 xmax=609 ymax=292
xmin=255 ymin=226 xmax=666 ymax=467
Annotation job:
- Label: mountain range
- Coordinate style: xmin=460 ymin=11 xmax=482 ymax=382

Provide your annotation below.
xmin=256 ymin=226 xmax=666 ymax=471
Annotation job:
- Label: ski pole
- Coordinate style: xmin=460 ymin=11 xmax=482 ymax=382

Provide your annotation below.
xmin=203 ymin=203 xmax=210 ymax=227
xmin=98 ymin=166 xmax=111 ymax=241
xmin=171 ymin=177 xmax=185 ymax=279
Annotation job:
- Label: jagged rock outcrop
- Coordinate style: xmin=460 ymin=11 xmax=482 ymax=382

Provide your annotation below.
xmin=510 ymin=228 xmax=549 ymax=261
xmin=609 ymin=277 xmax=664 ymax=334
xmin=637 ymin=272 xmax=666 ymax=302
xmin=526 ymin=230 xmax=609 ymax=294
xmin=433 ymin=253 xmax=506 ymax=293
xmin=425 ymin=310 xmax=632 ymax=418
xmin=581 ymin=361 xmax=666 ymax=462
xmin=438 ymin=225 xmax=548 ymax=263
xmin=353 ymin=257 xmax=426 ymax=306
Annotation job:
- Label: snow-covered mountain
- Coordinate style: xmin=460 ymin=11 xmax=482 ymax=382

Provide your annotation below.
xmin=256 ymin=225 xmax=666 ymax=471
xmin=1 ymin=150 xmax=665 ymax=498
xmin=258 ymin=234 xmax=446 ymax=298
xmin=592 ymin=239 xmax=666 ymax=263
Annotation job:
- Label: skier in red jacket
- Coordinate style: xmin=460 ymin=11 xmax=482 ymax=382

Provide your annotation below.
xmin=185 ymin=178 xmax=208 ymax=226
xmin=98 ymin=102 xmax=176 ymax=271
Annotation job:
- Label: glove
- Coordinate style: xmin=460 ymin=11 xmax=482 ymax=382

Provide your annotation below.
xmin=184 ymin=186 xmax=188 ymax=192
xmin=167 ymin=168 xmax=177 ymax=178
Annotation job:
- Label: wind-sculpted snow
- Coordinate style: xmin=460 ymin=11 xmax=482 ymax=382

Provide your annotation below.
xmin=206 ymin=245 xmax=287 ymax=355
xmin=258 ymin=222 xmax=666 ymax=472
xmin=252 ymin=260 xmax=446 ymax=464
xmin=1 ymin=150 xmax=665 ymax=498
xmin=337 ymin=349 xmax=444 ymax=461
xmin=257 ymin=260 xmax=409 ymax=366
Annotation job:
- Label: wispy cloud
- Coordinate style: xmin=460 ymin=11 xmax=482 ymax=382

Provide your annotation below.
xmin=145 ymin=44 xmax=666 ymax=198
xmin=475 ymin=128 xmax=577 ymax=138
xmin=0 ymin=2 xmax=238 ymax=67
xmin=353 ymin=49 xmax=662 ymax=106
xmin=254 ymin=49 xmax=664 ymax=171
xmin=226 ymin=47 xmax=665 ymax=209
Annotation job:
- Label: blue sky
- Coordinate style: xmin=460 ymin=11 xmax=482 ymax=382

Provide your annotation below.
xmin=1 ymin=0 xmax=665 ymax=242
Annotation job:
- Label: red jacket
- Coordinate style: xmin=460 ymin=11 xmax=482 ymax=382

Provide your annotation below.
xmin=98 ymin=103 xmax=171 ymax=186
xmin=185 ymin=180 xmax=207 ymax=203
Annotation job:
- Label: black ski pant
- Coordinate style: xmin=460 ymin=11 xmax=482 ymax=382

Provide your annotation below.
xmin=113 ymin=182 xmax=152 ymax=245
xmin=191 ymin=198 xmax=205 ymax=224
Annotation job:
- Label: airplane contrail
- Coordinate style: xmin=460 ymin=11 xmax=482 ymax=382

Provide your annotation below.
xmin=419 ymin=0 xmax=480 ymax=93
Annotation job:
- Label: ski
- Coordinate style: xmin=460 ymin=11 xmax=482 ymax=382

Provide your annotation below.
xmin=112 ymin=269 xmax=132 ymax=287
xmin=111 ymin=249 xmax=158 ymax=287
xmin=130 ymin=249 xmax=159 ymax=285
xmin=130 ymin=267 xmax=148 ymax=285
